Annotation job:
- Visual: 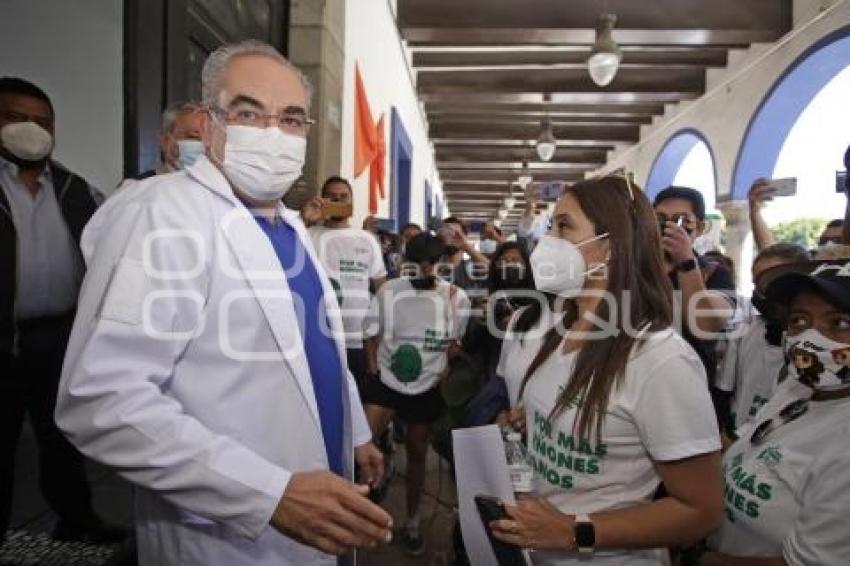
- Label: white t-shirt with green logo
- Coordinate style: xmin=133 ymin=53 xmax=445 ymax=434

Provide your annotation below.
xmin=717 ymin=317 xmax=786 ymax=428
xmin=712 ymin=383 xmax=850 ymax=564
xmin=498 ymin=319 xmax=720 ymax=565
xmin=309 ymin=226 xmax=387 ymax=348
xmin=365 ymin=278 xmax=470 ymax=395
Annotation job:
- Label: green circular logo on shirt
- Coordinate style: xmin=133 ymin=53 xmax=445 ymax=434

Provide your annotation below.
xmin=391 ymin=344 xmax=422 ymax=383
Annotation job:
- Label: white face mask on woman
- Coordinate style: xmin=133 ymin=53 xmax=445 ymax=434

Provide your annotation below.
xmin=1 ymin=121 xmax=53 ymax=161
xmin=784 ymin=328 xmax=850 ymax=391
xmin=221 ymin=125 xmax=305 ymax=201
xmin=530 ymin=233 xmax=609 ymax=297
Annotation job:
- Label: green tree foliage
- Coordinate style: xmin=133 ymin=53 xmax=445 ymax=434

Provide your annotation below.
xmin=770 ymin=218 xmax=828 ymax=249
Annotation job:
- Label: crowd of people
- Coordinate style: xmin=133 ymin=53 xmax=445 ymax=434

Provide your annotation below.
xmin=1 ymin=37 xmax=849 ymax=566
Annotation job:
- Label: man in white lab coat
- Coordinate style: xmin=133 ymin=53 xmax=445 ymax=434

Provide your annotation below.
xmin=55 ymin=40 xmax=392 ymax=566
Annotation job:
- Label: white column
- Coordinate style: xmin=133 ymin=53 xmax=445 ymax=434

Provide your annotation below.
xmin=289 ymin=0 xmax=346 ymax=189
xmin=718 ymin=200 xmax=753 ymax=291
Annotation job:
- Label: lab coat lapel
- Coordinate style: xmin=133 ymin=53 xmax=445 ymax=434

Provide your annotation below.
xmin=188 ymin=158 xmax=322 ymax=432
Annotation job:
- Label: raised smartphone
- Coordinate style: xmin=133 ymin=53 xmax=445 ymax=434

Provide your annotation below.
xmin=375 ymin=217 xmax=396 ymax=232
xmin=474 ymin=495 xmax=525 ymax=566
xmin=766 ymin=177 xmax=797 ymax=197
xmin=322 ymin=200 xmax=353 ymax=219
xmin=537 ymin=181 xmax=566 ymax=202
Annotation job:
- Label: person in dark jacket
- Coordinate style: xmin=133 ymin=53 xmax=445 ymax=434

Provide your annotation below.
xmin=0 ymin=77 xmax=123 ymax=544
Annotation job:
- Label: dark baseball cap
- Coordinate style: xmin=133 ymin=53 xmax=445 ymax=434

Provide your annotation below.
xmin=404 ymin=232 xmax=446 ymax=264
xmin=762 ymin=259 xmax=850 ymax=311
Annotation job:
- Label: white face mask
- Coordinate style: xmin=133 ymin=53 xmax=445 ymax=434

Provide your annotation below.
xmin=177 ymin=139 xmax=205 ymax=169
xmin=530 ymin=233 xmax=609 ymax=297
xmin=222 ymin=125 xmax=305 ymax=201
xmin=784 ymin=328 xmax=850 ymax=391
xmin=1 ymin=121 xmax=53 ymax=161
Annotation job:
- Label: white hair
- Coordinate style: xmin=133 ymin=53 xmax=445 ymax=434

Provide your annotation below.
xmin=201 ymin=39 xmax=313 ymax=109
xmin=160 ymin=101 xmax=200 ymax=133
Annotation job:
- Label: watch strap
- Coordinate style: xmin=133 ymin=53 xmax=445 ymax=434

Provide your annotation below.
xmin=677 ymin=258 xmax=698 ymax=272
xmin=574 ymin=514 xmax=595 ymax=555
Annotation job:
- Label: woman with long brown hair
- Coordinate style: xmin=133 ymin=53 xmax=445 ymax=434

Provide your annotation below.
xmin=490 ymin=176 xmax=723 ymax=564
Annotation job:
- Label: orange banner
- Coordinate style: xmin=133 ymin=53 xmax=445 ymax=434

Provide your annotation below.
xmin=354 ymin=64 xmax=386 ymax=215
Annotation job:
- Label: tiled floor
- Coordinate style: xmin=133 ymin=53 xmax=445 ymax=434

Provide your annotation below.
xmin=360 ymin=445 xmax=459 ymax=566
xmin=1 ymin=420 xmax=135 ymax=565
xmin=4 ymin=419 xmax=461 ymax=565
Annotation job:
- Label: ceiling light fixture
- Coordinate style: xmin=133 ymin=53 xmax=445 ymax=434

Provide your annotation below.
xmin=587 ymin=13 xmax=622 ymax=87
xmin=503 ymin=182 xmax=517 ymax=210
xmin=517 ymin=160 xmax=533 ymax=188
xmin=535 ymin=118 xmax=556 ymax=161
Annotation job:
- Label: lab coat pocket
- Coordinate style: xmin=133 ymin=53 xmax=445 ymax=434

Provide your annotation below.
xmin=99 ymin=258 xmax=152 ymax=325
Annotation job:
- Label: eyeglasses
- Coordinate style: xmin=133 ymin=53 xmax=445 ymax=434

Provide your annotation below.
xmin=819 ymin=236 xmax=842 ymax=247
xmin=750 ymin=398 xmax=809 ymax=445
xmin=211 ymin=104 xmax=314 ymax=135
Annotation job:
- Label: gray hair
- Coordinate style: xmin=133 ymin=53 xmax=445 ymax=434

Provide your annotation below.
xmin=161 ymin=101 xmax=201 ymax=134
xmin=201 ymin=39 xmax=313 ymax=110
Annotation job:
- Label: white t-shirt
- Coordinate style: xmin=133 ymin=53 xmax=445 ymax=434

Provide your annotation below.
xmin=309 ymin=225 xmax=386 ymax=348
xmin=713 ymin=386 xmax=850 ymax=565
xmin=498 ymin=311 xmax=720 ymax=565
xmin=364 ymin=278 xmax=470 ymax=395
xmin=717 ymin=317 xmax=786 ymax=428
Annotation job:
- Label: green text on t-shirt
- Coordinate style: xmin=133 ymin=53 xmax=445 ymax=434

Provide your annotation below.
xmin=423 ymin=328 xmax=451 ymax=353
xmin=530 ymin=409 xmax=607 ymax=490
xmin=723 ymin=451 xmax=775 ymax=522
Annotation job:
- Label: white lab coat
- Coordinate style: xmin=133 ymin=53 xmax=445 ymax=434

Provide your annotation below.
xmin=56 ymin=156 xmax=371 ymax=566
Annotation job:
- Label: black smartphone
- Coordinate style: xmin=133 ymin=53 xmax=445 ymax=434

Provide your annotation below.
xmin=474 ymin=495 xmax=525 ymax=566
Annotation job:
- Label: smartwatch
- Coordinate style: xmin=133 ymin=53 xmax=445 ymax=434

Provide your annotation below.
xmin=574 ymin=514 xmax=595 ymax=555
xmin=677 ymin=258 xmax=698 ymax=273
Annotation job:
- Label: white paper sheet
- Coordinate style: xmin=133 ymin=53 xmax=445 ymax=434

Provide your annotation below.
xmin=453 ymin=424 xmax=516 ymax=566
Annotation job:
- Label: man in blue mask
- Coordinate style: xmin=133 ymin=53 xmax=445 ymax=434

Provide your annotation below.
xmin=134 ymin=102 xmax=205 ymax=179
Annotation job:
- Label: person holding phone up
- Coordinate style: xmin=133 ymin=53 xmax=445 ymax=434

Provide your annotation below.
xmin=492 ymin=177 xmax=723 ymax=564
xmin=301 ymin=176 xmax=387 ymax=395
xmin=653 ymin=186 xmax=736 ymax=425
xmin=748 ymin=177 xmax=845 ymax=253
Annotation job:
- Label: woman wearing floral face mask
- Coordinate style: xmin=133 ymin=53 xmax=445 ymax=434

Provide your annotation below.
xmin=491 ymin=177 xmax=723 ymax=564
xmin=701 ymin=259 xmax=850 ymax=566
